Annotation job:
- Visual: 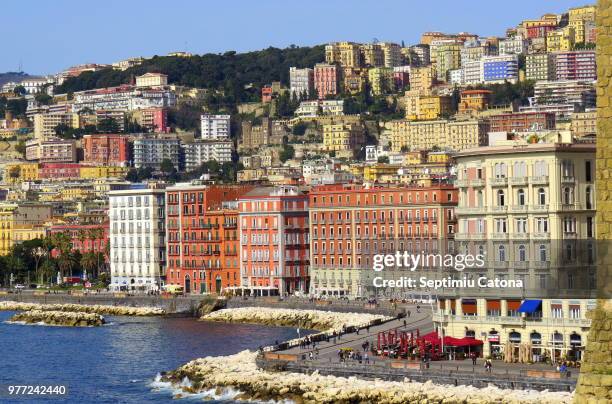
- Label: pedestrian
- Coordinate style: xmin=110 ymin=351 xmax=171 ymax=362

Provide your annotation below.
xmin=403 ymin=319 xmax=407 ymax=327
xmin=366 ymin=324 xmax=370 ymax=333
xmin=365 ymin=352 xmax=369 ymax=364
xmin=407 ymin=310 xmax=411 ymax=317
xmin=417 ymin=305 xmax=420 ymax=313
xmin=309 ymin=352 xmax=313 ymax=361
xmin=471 ymin=352 xmax=477 ymax=365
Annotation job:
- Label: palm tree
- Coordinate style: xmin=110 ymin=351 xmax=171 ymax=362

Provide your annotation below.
xmin=31 ymin=246 xmax=47 ymax=285
xmin=51 ymin=232 xmax=75 ymax=278
xmin=87 ymin=227 xmax=105 ymax=278
xmin=80 ymin=252 xmax=98 ymax=280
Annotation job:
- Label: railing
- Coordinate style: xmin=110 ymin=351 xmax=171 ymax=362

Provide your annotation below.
xmin=530 ymin=176 xmax=549 ymax=185
xmin=490 ymin=178 xmax=508 ymax=186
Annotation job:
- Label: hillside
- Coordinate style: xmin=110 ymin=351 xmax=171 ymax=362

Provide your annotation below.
xmin=0 ymin=72 xmax=33 ymax=86
xmin=55 ymin=45 xmax=325 ymax=105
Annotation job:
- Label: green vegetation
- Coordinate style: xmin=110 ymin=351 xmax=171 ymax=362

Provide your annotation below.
xmin=0 ymin=96 xmax=28 ymax=119
xmin=467 ymin=80 xmax=535 ymax=106
xmin=181 ymin=160 xmax=244 ymax=183
xmin=279 ymin=144 xmax=295 ymax=162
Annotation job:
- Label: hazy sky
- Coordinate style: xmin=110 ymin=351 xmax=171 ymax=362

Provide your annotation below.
xmin=3 ymin=0 xmax=591 ymax=75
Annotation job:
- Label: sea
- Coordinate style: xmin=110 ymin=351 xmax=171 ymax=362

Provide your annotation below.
xmin=0 ymin=311 xmax=305 ymax=403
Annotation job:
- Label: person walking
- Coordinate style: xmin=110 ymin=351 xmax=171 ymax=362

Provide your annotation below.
xmin=471 ymin=352 xmax=477 ymax=366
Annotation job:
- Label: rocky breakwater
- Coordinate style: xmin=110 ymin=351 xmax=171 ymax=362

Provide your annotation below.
xmin=9 ymin=310 xmax=105 ymax=327
xmin=201 ymin=307 xmax=390 ymax=332
xmin=160 ymin=350 xmax=572 ymax=404
xmin=0 ymin=301 xmax=165 ymax=316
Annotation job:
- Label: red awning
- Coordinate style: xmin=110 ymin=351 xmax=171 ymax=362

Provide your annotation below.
xmin=421 ymin=332 xmax=483 ymax=347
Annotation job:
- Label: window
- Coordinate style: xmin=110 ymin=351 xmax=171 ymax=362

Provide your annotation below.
xmin=498 ymin=245 xmax=506 ymax=262
xmin=534 ymin=161 xmax=548 ymax=176
xmin=494 ymin=162 xmax=507 ymax=178
xmin=518 ymin=245 xmax=526 ymax=262
xmin=494 ymin=218 xmax=507 ymax=233
xmin=539 ymin=244 xmax=547 ymax=262
xmin=477 ymin=190 xmax=483 ymax=207
xmin=585 ymin=160 xmax=593 ymax=182
xmin=517 ymin=189 xmax=526 ymax=206
xmin=536 ymin=218 xmax=548 ymax=233
xmin=562 ymin=160 xmax=574 ymax=177
xmin=516 ymin=218 xmax=528 ymax=233
xmin=538 ymin=188 xmax=546 ymax=205
xmin=497 ymin=190 xmax=505 ymax=206
xmin=513 ymin=161 xmax=527 ymax=177
xmin=586 ymin=186 xmax=593 ymax=209
xmin=562 ymin=187 xmax=573 ymax=205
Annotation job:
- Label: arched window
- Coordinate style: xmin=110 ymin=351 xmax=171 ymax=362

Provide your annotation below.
xmin=538 ymin=188 xmax=546 ymax=205
xmin=477 ymin=190 xmax=483 ymax=207
xmin=517 ymin=189 xmax=526 ymax=206
xmin=518 ymin=245 xmax=526 ymax=262
xmin=497 ymin=190 xmax=505 ymax=206
xmin=498 ymin=245 xmax=506 ymax=262
xmin=509 ymin=331 xmax=521 ymax=343
xmin=539 ymin=244 xmax=547 ymax=262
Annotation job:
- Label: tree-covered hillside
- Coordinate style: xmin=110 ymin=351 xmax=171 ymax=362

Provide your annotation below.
xmin=55 ymin=45 xmax=325 ymax=105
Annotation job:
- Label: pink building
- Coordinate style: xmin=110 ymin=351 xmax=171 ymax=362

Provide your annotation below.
xmin=38 ymin=163 xmax=81 ymax=180
xmin=555 ymin=51 xmax=597 ymax=81
xmin=238 ymin=186 xmax=310 ymax=295
xmin=314 ymin=63 xmax=339 ymax=100
xmin=393 ymin=71 xmax=409 ymax=91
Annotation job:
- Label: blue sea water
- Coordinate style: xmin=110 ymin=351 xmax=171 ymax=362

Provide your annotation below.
xmin=0 ymin=311 xmax=304 ymax=403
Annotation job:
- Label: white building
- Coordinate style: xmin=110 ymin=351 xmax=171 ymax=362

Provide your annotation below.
xmin=109 ymin=187 xmax=167 ymax=292
xmin=289 ymin=67 xmax=314 ymax=99
xmin=462 ymin=60 xmax=483 ymax=85
xmin=499 ymin=35 xmax=528 ymax=55
xmin=183 ymin=140 xmax=233 ymax=171
xmin=135 ymin=73 xmax=168 ymax=87
xmin=294 ymin=100 xmax=344 ymax=118
xmin=200 ymin=114 xmax=231 ymax=139
xmin=449 ymin=69 xmax=464 ymax=86
xmin=71 ymin=86 xmax=176 ymax=112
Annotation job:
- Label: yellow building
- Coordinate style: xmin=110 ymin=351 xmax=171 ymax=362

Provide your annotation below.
xmin=431 ymin=41 xmax=462 ymax=81
xmin=389 ymin=119 xmax=489 ymax=152
xmin=79 ymin=166 xmax=128 ymax=179
xmin=570 ymin=111 xmax=596 ymax=137
xmin=13 ymin=226 xmax=47 ymax=244
xmin=0 ymin=204 xmax=52 ymax=255
xmin=323 ymin=123 xmax=366 ymax=154
xmin=342 ymin=67 xmax=368 ymax=94
xmin=427 ymin=151 xmax=453 ymax=163
xmin=34 ymin=113 xmax=80 ymax=141
xmin=325 ymin=42 xmax=361 ymax=67
xmin=405 ymin=92 xmax=454 ymax=121
xmin=360 ymin=43 xmax=384 ymax=67
xmin=547 ymin=27 xmax=575 ymax=52
xmin=408 ymin=66 xmax=436 ymax=95
xmin=568 ymin=5 xmax=597 ymax=44
xmin=367 ymin=67 xmax=393 ymax=96
xmin=363 ymin=164 xmax=401 ymax=182
xmin=3 ymin=162 xmax=39 ymax=184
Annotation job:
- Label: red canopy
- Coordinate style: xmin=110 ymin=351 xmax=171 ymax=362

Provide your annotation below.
xmin=421 ymin=332 xmax=483 ymax=347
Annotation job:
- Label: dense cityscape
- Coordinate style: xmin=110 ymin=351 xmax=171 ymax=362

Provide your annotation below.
xmin=0 ymin=3 xmax=605 ymax=399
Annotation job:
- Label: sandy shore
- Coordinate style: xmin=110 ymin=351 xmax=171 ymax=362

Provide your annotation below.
xmin=0 ymin=301 xmax=165 ymax=316
xmin=162 ymin=350 xmax=572 ymax=404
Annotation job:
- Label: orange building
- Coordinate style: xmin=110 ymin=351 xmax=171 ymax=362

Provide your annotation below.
xmin=458 ymin=89 xmax=493 ymax=114
xmin=165 ymin=184 xmax=254 ymax=294
xmin=82 ymin=134 xmax=130 ymax=166
xmin=238 ymin=186 xmax=310 ymax=295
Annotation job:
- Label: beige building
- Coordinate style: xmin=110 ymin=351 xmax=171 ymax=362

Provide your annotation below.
xmin=526 ymin=53 xmax=556 ymax=81
xmin=135 ymin=72 xmax=168 ymax=87
xmin=441 ymin=140 xmax=597 ymax=359
xmin=405 ymin=92 xmax=454 ymax=121
xmin=34 ymin=113 xmax=80 ymax=140
xmin=568 ymin=5 xmax=597 ymax=44
xmin=0 ymin=203 xmax=53 ymax=255
xmin=431 ymin=40 xmax=462 ymax=82
xmin=570 ymin=111 xmax=596 ymax=137
xmin=368 ymin=67 xmax=393 ymax=96
xmin=325 ymin=42 xmax=361 ymax=67
xmin=409 ymin=66 xmax=436 ymax=95
xmin=25 ymin=137 xmax=77 ymax=163
xmin=389 ymin=119 xmax=489 ymax=152
xmin=323 ymin=122 xmax=366 ymax=156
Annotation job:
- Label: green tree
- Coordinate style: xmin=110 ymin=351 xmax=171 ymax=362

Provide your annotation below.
xmin=279 ymin=144 xmax=295 ymax=162
xmin=35 ymin=93 xmax=52 ymax=105
xmin=377 ymin=156 xmax=390 ymax=164
xmin=13 ymin=85 xmax=26 ymax=96
xmin=160 ymin=158 xmax=176 ymax=175
xmin=292 ymin=122 xmax=308 ymax=136
xmin=97 ymin=117 xmax=121 ymax=133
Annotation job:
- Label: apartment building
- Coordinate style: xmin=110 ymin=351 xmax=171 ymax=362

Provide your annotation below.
xmin=183 ymin=140 xmax=233 ymax=171
xmin=289 ymin=67 xmax=314 ymax=98
xmin=389 ymin=119 xmax=489 ymax=152
xmin=568 ymin=5 xmax=597 ymax=44
xmin=325 ymin=42 xmax=361 ymax=67
xmin=532 ymin=80 xmax=596 ymax=110
xmin=238 ymin=186 xmax=310 ymax=295
xmin=482 ymin=55 xmax=519 ymax=84
xmin=133 ymin=137 xmax=182 ymax=170
xmin=0 ymin=204 xmax=53 ymax=255
xmin=432 ymin=41 xmax=462 ymax=82
xmin=200 ymin=114 xmax=231 ymax=140
xmin=33 ymin=113 xmax=80 ymax=140
xmin=309 ymin=184 xmax=458 ymax=297
xmin=368 ymin=67 xmax=393 ymax=95
xmin=132 ymin=107 xmax=169 ymax=133
xmin=554 ymin=51 xmax=596 ymax=82
xmin=25 ymin=137 xmax=77 ymax=163
xmin=360 ymin=43 xmax=384 ymax=67
xmin=135 ymin=72 xmax=168 ymax=87
xmin=408 ymin=44 xmax=430 ymax=66
xmin=547 ymin=27 xmax=576 ymax=52
xmin=379 ymin=42 xmax=402 ymax=68
xmin=458 ymin=90 xmax=492 ymax=114
xmin=314 ymin=63 xmax=340 ymax=99
xmin=294 ymin=100 xmax=344 ymax=118
xmin=165 ymin=184 xmax=254 ymax=294
xmin=323 ymin=122 xmax=366 ymax=156
xmin=409 ymin=65 xmax=436 ymax=94
xmin=405 ymin=93 xmax=454 ymax=121
xmin=462 ymin=60 xmax=483 ymax=86
xmin=570 ymin=111 xmax=596 ymax=137
xmin=82 ymin=134 xmax=130 ymax=166
xmin=109 ymin=187 xmax=167 ymax=292
xmin=489 ymin=112 xmax=555 ymax=133
xmin=526 ymin=53 xmax=557 ymax=81
xmin=498 ymin=35 xmax=527 ymax=55
xmin=444 ymin=140 xmax=596 ymax=358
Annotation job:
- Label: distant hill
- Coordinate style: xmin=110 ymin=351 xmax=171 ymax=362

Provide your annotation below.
xmin=0 ymin=72 xmax=32 ymax=86
xmin=55 ymin=45 xmax=325 ymax=105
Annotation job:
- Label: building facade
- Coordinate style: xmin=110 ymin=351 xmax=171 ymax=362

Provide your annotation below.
xmin=82 ymin=134 xmax=130 ymax=166
xmin=200 ymin=114 xmax=231 ymax=140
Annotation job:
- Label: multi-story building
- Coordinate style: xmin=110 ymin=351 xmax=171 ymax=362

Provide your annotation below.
xmin=408 ymin=44 xmax=430 ymax=66
xmin=570 ymin=111 xmax=596 ymax=137
xmin=2 ymin=162 xmax=39 ymax=184
xmin=132 ymin=107 xmax=169 ymax=133
xmin=489 ymin=112 xmax=555 ymax=133
xmin=498 ymin=35 xmax=527 ymax=55
xmin=71 ymin=85 xmax=176 ymax=113
xmin=526 ymin=53 xmax=557 ymax=81
xmin=360 ymin=43 xmax=384 ymax=67
xmin=325 ymin=42 xmax=361 ymax=68
xmin=432 ymin=40 xmax=462 ymax=82
xmin=49 ymin=222 xmax=109 ymax=261
xmin=294 ymin=100 xmax=344 ymax=118
xmin=323 ymin=122 xmax=366 ymax=156
xmin=183 ymin=140 xmax=233 ymax=171
xmin=80 ymin=166 xmax=128 ymax=179
xmin=135 ymin=72 xmax=168 ymax=87
xmin=289 ymin=67 xmax=314 ymax=99
xmin=314 ymin=63 xmax=340 ymax=99
xmin=0 ymin=204 xmax=53 ymax=255
xmin=482 ymin=55 xmax=519 ymax=84
xmin=568 ymin=5 xmax=597 ymax=44
xmin=444 ymin=140 xmax=596 ymax=358
xmin=458 ymin=90 xmax=492 ymax=114
xmin=133 ymin=136 xmax=182 ymax=170
xmin=554 ymin=51 xmax=597 ymax=82
xmin=389 ymin=119 xmax=490 ymax=152
xmin=405 ymin=93 xmax=454 ymax=121
xmin=96 ymin=110 xmax=127 ymax=132
xmin=25 ymin=137 xmax=77 ymax=163
xmin=462 ymin=60 xmax=483 ymax=86
xmin=526 ymin=24 xmax=557 ymax=40
xmin=309 ymin=184 xmax=458 ymax=297
xmin=82 ymin=134 xmax=130 ymax=166
xmin=532 ymin=80 xmax=596 ymax=110
xmin=238 ymin=186 xmax=310 ymax=295
xmin=409 ymin=65 xmax=436 ymax=94
xmin=200 ymin=114 xmax=231 ymax=140
xmin=379 ymin=42 xmax=402 ymax=68
xmin=165 ymin=184 xmax=254 ymax=294
xmin=38 ymin=163 xmax=81 ymax=180
xmin=368 ymin=67 xmax=393 ymax=96
xmin=109 ymin=187 xmax=167 ymax=292
xmin=547 ymin=27 xmax=576 ymax=52
xmin=33 ymin=113 xmax=80 ymax=140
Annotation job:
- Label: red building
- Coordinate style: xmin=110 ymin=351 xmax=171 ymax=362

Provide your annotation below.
xmin=165 ymin=184 xmax=255 ymax=294
xmin=137 ymin=108 xmax=169 ymax=133
xmin=489 ymin=112 xmax=555 ymax=133
xmin=555 ymin=51 xmax=597 ymax=82
xmin=39 ymin=163 xmax=81 ymax=180
xmin=308 ymin=184 xmax=458 ymax=297
xmin=82 ymin=134 xmax=130 ymax=166
xmin=49 ymin=222 xmax=110 ymax=262
xmin=314 ymin=64 xmax=340 ymax=100
xmin=238 ymin=186 xmax=310 ymax=295
xmin=261 ymin=86 xmax=274 ymax=103
xmin=526 ymin=25 xmax=556 ymax=39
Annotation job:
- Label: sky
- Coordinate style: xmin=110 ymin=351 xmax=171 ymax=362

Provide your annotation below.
xmin=1 ymin=0 xmax=592 ymax=75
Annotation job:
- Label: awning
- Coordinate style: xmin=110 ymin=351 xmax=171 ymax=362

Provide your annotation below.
xmin=518 ymin=300 xmax=542 ymax=313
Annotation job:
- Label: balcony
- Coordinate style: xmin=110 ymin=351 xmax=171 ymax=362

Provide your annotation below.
xmin=511 ymin=232 xmax=529 ymax=240
xmin=491 ymin=206 xmax=508 ymax=213
xmin=561 ymin=176 xmax=575 ymax=184
xmin=456 ymin=179 xmax=470 ymax=188
xmin=455 ymin=233 xmax=486 ymax=241
xmin=509 ymin=177 xmax=528 ymax=186
xmin=490 ymin=178 xmax=508 ymax=187
xmin=530 ymin=176 xmax=549 ymax=185
xmin=532 ymin=232 xmax=550 ymax=240
xmin=471 ymin=179 xmax=485 ymax=187
xmin=491 ymin=232 xmax=509 ymax=240
xmin=530 ymin=205 xmax=548 ymax=212
xmin=511 ymin=205 xmax=528 ymax=213
xmin=455 ymin=207 xmax=485 ymax=215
